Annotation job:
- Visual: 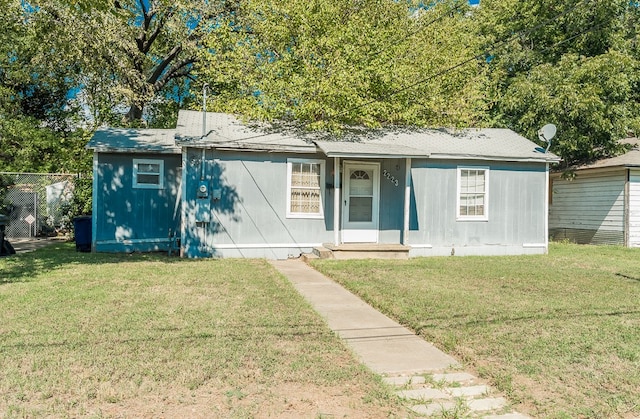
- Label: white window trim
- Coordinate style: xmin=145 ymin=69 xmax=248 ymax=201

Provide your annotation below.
xmin=133 ymin=158 xmax=164 ymax=189
xmin=456 ymin=166 xmax=489 ymax=221
xmin=286 ymin=158 xmax=326 ymax=219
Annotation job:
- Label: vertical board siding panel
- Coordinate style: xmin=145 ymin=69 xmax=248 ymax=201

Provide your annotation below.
xmin=549 ymin=171 xmax=626 ymax=245
xmin=412 ymin=160 xmax=547 ymax=249
xmin=628 ymin=170 xmax=640 ymax=247
xmin=379 ymin=158 xmax=404 ymax=243
xmin=486 ymin=164 xmax=546 ymax=245
xmin=95 ymin=153 xmax=181 ymax=251
xmin=195 ymin=151 xmax=334 ymax=256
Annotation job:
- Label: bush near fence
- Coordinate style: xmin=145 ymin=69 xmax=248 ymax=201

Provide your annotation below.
xmin=0 ymin=172 xmax=91 ymax=238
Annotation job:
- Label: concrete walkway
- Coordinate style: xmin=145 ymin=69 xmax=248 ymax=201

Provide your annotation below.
xmin=8 ymin=237 xmax=64 ymax=253
xmin=270 ymin=259 xmax=529 ymax=418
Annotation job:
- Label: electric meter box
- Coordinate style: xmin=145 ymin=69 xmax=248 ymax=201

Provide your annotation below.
xmin=196 ymin=180 xmax=211 ymax=222
xmin=197 ymin=180 xmax=209 ymax=198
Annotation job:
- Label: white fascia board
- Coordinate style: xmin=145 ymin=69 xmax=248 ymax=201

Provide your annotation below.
xmin=429 ymin=153 xmax=561 ymax=163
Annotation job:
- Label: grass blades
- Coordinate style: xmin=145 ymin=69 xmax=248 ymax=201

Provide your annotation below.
xmin=0 ymin=243 xmax=401 ymax=417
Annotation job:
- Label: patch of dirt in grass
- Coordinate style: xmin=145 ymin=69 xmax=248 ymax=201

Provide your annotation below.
xmin=507 ymin=374 xmax=559 ymax=417
xmin=468 ymin=357 xmax=557 ymax=418
xmin=84 ymin=382 xmax=397 ymax=418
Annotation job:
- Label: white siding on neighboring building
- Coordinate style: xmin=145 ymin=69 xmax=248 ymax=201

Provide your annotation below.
xmin=549 ymin=170 xmax=626 ymax=245
xmin=628 ymin=169 xmax=640 ymax=247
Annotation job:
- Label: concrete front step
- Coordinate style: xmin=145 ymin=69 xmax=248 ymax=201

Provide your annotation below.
xmin=397 ymin=385 xmax=490 ymax=400
xmin=410 ymin=397 xmax=510 ymax=416
xmin=383 ymin=371 xmax=477 ymax=387
xmin=312 ymin=243 xmax=411 ymax=260
xmin=397 ymin=387 xmax=450 ymax=401
xmin=387 ymin=372 xmax=525 ymax=418
xmin=484 ymin=413 xmax=532 ymax=419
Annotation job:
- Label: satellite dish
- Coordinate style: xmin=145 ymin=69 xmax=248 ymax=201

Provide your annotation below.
xmin=537 ymin=123 xmax=557 ymax=153
xmin=538 ymin=124 xmax=556 ymax=142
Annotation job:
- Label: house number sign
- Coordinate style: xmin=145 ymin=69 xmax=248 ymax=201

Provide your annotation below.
xmin=382 ymin=169 xmax=399 ymax=187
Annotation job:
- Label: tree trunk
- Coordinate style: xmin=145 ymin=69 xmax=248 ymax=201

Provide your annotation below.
xmin=125 ymin=104 xmax=144 ymax=125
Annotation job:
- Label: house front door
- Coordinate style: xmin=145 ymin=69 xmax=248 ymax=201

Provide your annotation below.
xmin=342 ymin=161 xmax=380 ymax=243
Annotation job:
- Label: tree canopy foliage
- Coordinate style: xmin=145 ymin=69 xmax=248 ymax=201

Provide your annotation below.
xmin=476 ymin=0 xmax=640 ymax=168
xmin=40 ymin=0 xmax=234 ymax=126
xmin=201 ymin=0 xmax=489 ymax=130
xmin=0 ymin=0 xmax=90 ymax=172
xmin=1 ymin=0 xmax=639 ymax=172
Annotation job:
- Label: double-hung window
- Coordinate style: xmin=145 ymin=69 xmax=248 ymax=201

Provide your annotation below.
xmin=133 ymin=159 xmax=164 ymax=189
xmin=457 ymin=167 xmax=489 ymax=221
xmin=286 ymin=158 xmax=325 ymax=218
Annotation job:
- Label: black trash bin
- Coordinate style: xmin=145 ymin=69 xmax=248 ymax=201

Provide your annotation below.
xmin=0 ymin=214 xmax=15 ymax=256
xmin=73 ymin=215 xmax=92 ymax=252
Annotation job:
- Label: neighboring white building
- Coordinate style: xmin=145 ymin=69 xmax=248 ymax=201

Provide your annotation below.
xmin=549 ymin=139 xmax=640 ymax=247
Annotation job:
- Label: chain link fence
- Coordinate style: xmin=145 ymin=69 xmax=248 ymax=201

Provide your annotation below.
xmin=0 ymin=172 xmax=84 ymax=238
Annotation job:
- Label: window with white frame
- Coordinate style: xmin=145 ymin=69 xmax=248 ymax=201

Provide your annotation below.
xmin=457 ymin=167 xmax=489 ymax=220
xmin=133 ymin=158 xmax=164 ymax=189
xmin=286 ymin=158 xmax=325 ymax=218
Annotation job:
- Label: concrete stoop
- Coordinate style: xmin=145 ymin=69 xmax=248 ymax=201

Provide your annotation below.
xmin=384 ymin=372 xmax=530 ymax=418
xmin=310 ymin=243 xmax=411 ymax=260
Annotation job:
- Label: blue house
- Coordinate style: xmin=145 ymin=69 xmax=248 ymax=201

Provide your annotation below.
xmin=87 ymin=110 xmax=560 ymax=258
xmin=88 ymin=128 xmax=181 ymax=253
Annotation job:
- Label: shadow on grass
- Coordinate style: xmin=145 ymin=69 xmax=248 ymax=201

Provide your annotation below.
xmin=0 ymin=322 xmax=327 ymax=351
xmin=0 ymin=242 xmax=196 ymax=285
xmin=415 ymin=307 xmax=640 ymax=332
xmin=616 ymin=272 xmax=640 ymax=282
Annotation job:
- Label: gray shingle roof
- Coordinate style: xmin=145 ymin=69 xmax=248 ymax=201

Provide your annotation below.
xmin=572 ymin=138 xmax=640 ymax=170
xmin=175 ymin=110 xmax=316 ymax=153
xmin=87 ymin=128 xmax=180 ymax=154
xmin=88 ymin=110 xmax=560 ymax=163
xmin=176 ymin=110 xmax=559 ymax=162
xmin=316 ymin=128 xmax=560 ymax=162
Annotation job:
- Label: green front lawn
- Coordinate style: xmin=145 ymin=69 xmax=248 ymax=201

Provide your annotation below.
xmin=0 ymin=244 xmax=401 ymax=418
xmin=311 ymin=243 xmax=640 ymax=418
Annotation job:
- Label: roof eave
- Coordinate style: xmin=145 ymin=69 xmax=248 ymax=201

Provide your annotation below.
xmin=212 ymin=145 xmax=317 ymax=154
xmin=322 ymin=151 xmax=429 ymax=159
xmin=570 ymin=163 xmax=640 ymax=172
xmin=429 ymin=153 xmax=561 ymax=163
xmin=87 ymin=145 xmax=181 ymax=154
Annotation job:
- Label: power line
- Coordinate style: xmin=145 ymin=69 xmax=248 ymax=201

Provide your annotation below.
xmin=208 ymin=0 xmax=595 ymax=136
xmin=337 ymin=0 xmax=592 ymax=118
xmin=367 ymin=0 xmax=469 ymax=59
xmin=409 ymin=15 xmax=605 ymax=117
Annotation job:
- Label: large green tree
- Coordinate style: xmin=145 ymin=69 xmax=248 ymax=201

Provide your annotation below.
xmin=200 ymin=0 xmax=490 ymax=130
xmin=0 ymin=0 xmax=90 ymax=173
xmin=5 ymin=0 xmax=640 ymax=172
xmin=475 ymin=0 xmax=640 ymax=168
xmin=50 ymin=0 xmax=237 ymax=126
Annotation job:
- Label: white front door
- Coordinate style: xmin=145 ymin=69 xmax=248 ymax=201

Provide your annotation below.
xmin=342 ymin=161 xmax=380 ymax=243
